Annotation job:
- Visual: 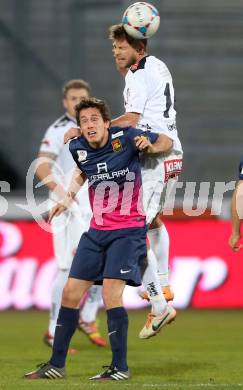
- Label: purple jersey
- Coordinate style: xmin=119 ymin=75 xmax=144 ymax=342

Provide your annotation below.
xmin=69 ymin=126 xmax=158 ymax=230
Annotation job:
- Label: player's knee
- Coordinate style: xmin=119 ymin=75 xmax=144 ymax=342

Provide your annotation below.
xmin=61 ymin=283 xmax=80 ymax=307
xmin=102 ymin=288 xmax=109 ymax=308
xmin=102 ymin=288 xmax=121 ymax=309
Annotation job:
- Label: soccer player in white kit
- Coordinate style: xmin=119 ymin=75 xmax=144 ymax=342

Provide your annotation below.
xmin=63 ymin=28 xmax=182 ymax=338
xmin=36 ymin=79 xmax=106 ymax=348
xmin=109 ymin=25 xmax=183 ymax=337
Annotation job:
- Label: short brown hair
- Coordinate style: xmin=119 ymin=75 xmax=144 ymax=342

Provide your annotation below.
xmin=62 ymin=79 xmax=91 ymax=98
xmin=75 ymin=97 xmax=111 ymax=127
xmin=109 ymin=24 xmax=147 ymax=51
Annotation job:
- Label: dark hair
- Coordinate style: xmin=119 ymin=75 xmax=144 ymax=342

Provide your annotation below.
xmin=62 ymin=79 xmax=91 ymax=98
xmin=109 ymin=23 xmax=147 ymax=51
xmin=75 ymin=98 xmax=111 ymax=127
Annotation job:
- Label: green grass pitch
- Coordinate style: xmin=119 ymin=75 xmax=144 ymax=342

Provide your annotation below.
xmin=0 ymin=309 xmax=242 ymax=390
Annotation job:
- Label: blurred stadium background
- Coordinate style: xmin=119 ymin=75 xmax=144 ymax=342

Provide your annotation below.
xmin=0 ymin=0 xmax=243 ymax=353
xmin=1 ymin=0 xmax=243 ymax=189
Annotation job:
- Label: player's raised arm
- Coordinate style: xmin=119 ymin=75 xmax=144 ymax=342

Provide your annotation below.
xmin=228 ymin=180 xmax=243 ymax=251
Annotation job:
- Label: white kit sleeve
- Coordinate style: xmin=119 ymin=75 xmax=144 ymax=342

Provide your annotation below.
xmin=39 ymin=125 xmax=63 ymax=156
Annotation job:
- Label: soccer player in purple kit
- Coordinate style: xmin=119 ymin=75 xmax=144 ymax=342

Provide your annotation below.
xmin=24 ymin=97 xmax=176 ymax=381
xmin=37 ymin=79 xmax=106 ymax=349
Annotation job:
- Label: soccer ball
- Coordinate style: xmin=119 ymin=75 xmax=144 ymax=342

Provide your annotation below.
xmin=122 ymin=2 xmax=160 ymax=39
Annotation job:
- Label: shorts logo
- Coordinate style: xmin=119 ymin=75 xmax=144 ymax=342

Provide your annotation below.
xmin=112 ymin=138 xmax=122 ymax=152
xmin=120 ymin=269 xmax=131 ymax=274
xmin=77 ymin=150 xmax=87 ymax=162
xmin=241 ymin=167 xmax=243 ymax=175
xmin=164 ymin=159 xmax=182 ymax=183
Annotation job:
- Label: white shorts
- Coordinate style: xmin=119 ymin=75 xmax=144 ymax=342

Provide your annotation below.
xmin=141 ymin=152 xmax=183 ymax=225
xmin=50 ymin=183 xmax=92 ymax=270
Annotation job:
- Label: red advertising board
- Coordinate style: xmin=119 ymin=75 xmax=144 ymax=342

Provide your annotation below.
xmin=166 ymin=220 xmax=243 ymax=309
xmin=0 ymin=220 xmax=242 ymax=310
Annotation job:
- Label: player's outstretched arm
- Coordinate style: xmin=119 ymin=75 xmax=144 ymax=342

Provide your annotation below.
xmin=67 ymin=166 xmax=86 ymax=195
xmin=64 ymin=127 xmax=82 ymax=144
xmin=228 ymin=181 xmax=243 ymax=251
xmin=134 ymin=133 xmax=173 ymax=154
xmin=111 ymin=112 xmax=140 ymax=128
xmin=48 ymin=167 xmax=86 ymax=222
xmin=36 ymin=152 xmax=67 ymax=200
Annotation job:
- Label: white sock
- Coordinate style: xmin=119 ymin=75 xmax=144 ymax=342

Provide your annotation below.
xmin=80 ymin=285 xmax=102 ymax=323
xmin=142 ymin=249 xmax=167 ymax=315
xmin=48 ymin=269 xmax=69 ymax=337
xmin=148 ymin=224 xmax=170 ymax=286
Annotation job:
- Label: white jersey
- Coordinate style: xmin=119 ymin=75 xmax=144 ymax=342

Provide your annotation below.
xmin=39 ymin=113 xmax=91 ymax=217
xmin=124 ymin=55 xmax=182 ymax=154
xmin=40 ymin=113 xmax=77 ymax=177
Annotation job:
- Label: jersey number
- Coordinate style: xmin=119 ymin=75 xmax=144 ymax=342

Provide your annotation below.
xmin=163 ymin=83 xmax=172 ymax=118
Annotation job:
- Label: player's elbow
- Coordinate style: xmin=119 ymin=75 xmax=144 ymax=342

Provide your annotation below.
xmin=126 ymin=112 xmax=140 ymax=128
xmin=35 ymin=160 xmax=51 ymax=182
xmin=35 ymin=163 xmax=44 ymax=181
xmin=164 ymin=137 xmax=173 ymax=152
xmin=157 ymin=135 xmax=173 ymax=153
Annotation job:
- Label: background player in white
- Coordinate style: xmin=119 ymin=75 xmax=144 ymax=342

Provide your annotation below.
xmin=108 ymin=25 xmax=183 ymax=335
xmin=36 ymin=79 xmax=106 ymax=348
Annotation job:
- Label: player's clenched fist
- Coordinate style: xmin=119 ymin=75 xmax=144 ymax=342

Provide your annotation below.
xmin=48 ymin=192 xmax=75 ymax=222
xmin=48 ymin=203 xmax=67 ymax=223
xmin=64 ymin=127 xmax=81 ymax=144
xmin=228 ymin=233 xmax=243 ymax=251
xmin=134 ymin=135 xmax=153 ymax=152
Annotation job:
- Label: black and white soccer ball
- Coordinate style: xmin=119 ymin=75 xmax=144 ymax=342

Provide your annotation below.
xmin=122 ymin=2 xmax=160 ymax=39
